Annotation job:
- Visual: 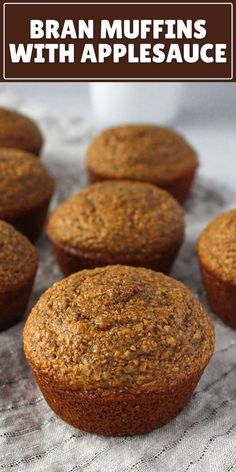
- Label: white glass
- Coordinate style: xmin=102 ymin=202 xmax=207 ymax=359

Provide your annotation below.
xmin=90 ymin=82 xmax=183 ymax=127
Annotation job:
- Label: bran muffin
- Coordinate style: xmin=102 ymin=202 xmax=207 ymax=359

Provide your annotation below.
xmin=23 ymin=265 xmax=215 ymax=436
xmin=197 ymin=210 xmax=236 ymax=329
xmin=0 ymin=220 xmax=38 ymax=331
xmin=0 ymin=107 xmax=43 ymax=155
xmin=86 ymin=125 xmax=198 ymax=204
xmin=0 ymin=148 xmax=54 ymax=241
xmin=47 ymin=180 xmax=184 ymax=276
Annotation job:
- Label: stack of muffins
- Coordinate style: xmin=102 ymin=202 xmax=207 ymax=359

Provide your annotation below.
xmin=1 ymin=108 xmax=235 ymax=437
xmin=0 ymin=108 xmax=54 ymax=330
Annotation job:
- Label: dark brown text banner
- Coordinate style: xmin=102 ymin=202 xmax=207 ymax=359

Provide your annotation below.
xmin=1 ymin=1 xmax=234 ymax=81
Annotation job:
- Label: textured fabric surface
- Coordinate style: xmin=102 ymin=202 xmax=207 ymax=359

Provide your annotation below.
xmin=0 ymin=89 xmax=236 ymax=472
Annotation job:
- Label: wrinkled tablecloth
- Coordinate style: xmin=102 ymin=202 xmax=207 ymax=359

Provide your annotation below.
xmin=0 ymin=87 xmax=236 ymax=472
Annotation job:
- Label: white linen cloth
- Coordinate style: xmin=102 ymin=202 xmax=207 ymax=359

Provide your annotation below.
xmin=0 ymin=86 xmax=236 ymax=472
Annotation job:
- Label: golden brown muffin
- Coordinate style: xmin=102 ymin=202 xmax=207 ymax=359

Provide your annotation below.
xmin=47 ymin=180 xmax=184 ymax=275
xmin=23 ymin=265 xmax=214 ymax=436
xmin=0 ymin=107 xmax=43 ymax=155
xmin=197 ymin=210 xmax=236 ymax=329
xmin=0 ymin=148 xmax=54 ymax=241
xmin=86 ymin=125 xmax=198 ymax=204
xmin=0 ymin=220 xmax=38 ymax=331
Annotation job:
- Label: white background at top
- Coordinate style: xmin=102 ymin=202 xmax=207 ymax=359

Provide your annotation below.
xmin=2 ymin=82 xmax=236 ymax=188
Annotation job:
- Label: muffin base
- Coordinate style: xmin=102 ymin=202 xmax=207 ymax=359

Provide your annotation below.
xmin=48 ymin=237 xmax=182 ymax=276
xmin=6 ymin=196 xmax=52 ymax=242
xmin=87 ymin=166 xmax=197 ymax=205
xmin=31 ymin=368 xmax=203 ymax=436
xmin=200 ymin=265 xmax=236 ymax=329
xmin=0 ymin=279 xmax=35 ymax=332
xmin=162 ymin=167 xmax=197 ymax=205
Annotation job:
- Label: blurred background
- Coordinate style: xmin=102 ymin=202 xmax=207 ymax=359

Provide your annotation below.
xmin=0 ymin=82 xmax=236 ymax=472
xmin=0 ymin=82 xmax=235 ymax=187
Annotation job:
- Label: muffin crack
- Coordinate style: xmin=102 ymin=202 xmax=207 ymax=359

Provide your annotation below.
xmin=24 ymin=266 xmax=215 ymax=394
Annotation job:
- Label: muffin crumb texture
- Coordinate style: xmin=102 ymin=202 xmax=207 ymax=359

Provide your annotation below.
xmin=24 ymin=265 xmax=214 ymax=395
xmin=0 ymin=148 xmax=54 ymax=219
xmin=197 ymin=210 xmax=236 ymax=285
xmin=87 ymin=125 xmax=198 ymax=183
xmin=47 ymin=180 xmax=184 ymax=260
xmin=0 ymin=220 xmax=38 ymax=293
xmin=0 ymin=107 xmax=43 ymax=155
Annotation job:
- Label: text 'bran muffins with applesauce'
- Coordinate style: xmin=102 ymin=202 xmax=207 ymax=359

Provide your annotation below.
xmin=47 ymin=180 xmax=184 ymax=275
xmin=87 ymin=125 xmax=198 ymax=204
xmin=24 ymin=265 xmax=215 ymax=436
xmin=197 ymin=209 xmax=236 ymax=329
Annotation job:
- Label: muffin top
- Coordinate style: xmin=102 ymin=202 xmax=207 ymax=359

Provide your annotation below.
xmin=0 ymin=107 xmax=43 ymax=155
xmin=0 ymin=220 xmax=38 ymax=295
xmin=24 ymin=265 xmax=214 ymax=395
xmin=47 ymin=181 xmax=184 ymax=261
xmin=87 ymin=125 xmax=198 ymax=184
xmin=0 ymin=148 xmax=54 ymax=219
xmin=198 ymin=210 xmax=236 ymax=285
